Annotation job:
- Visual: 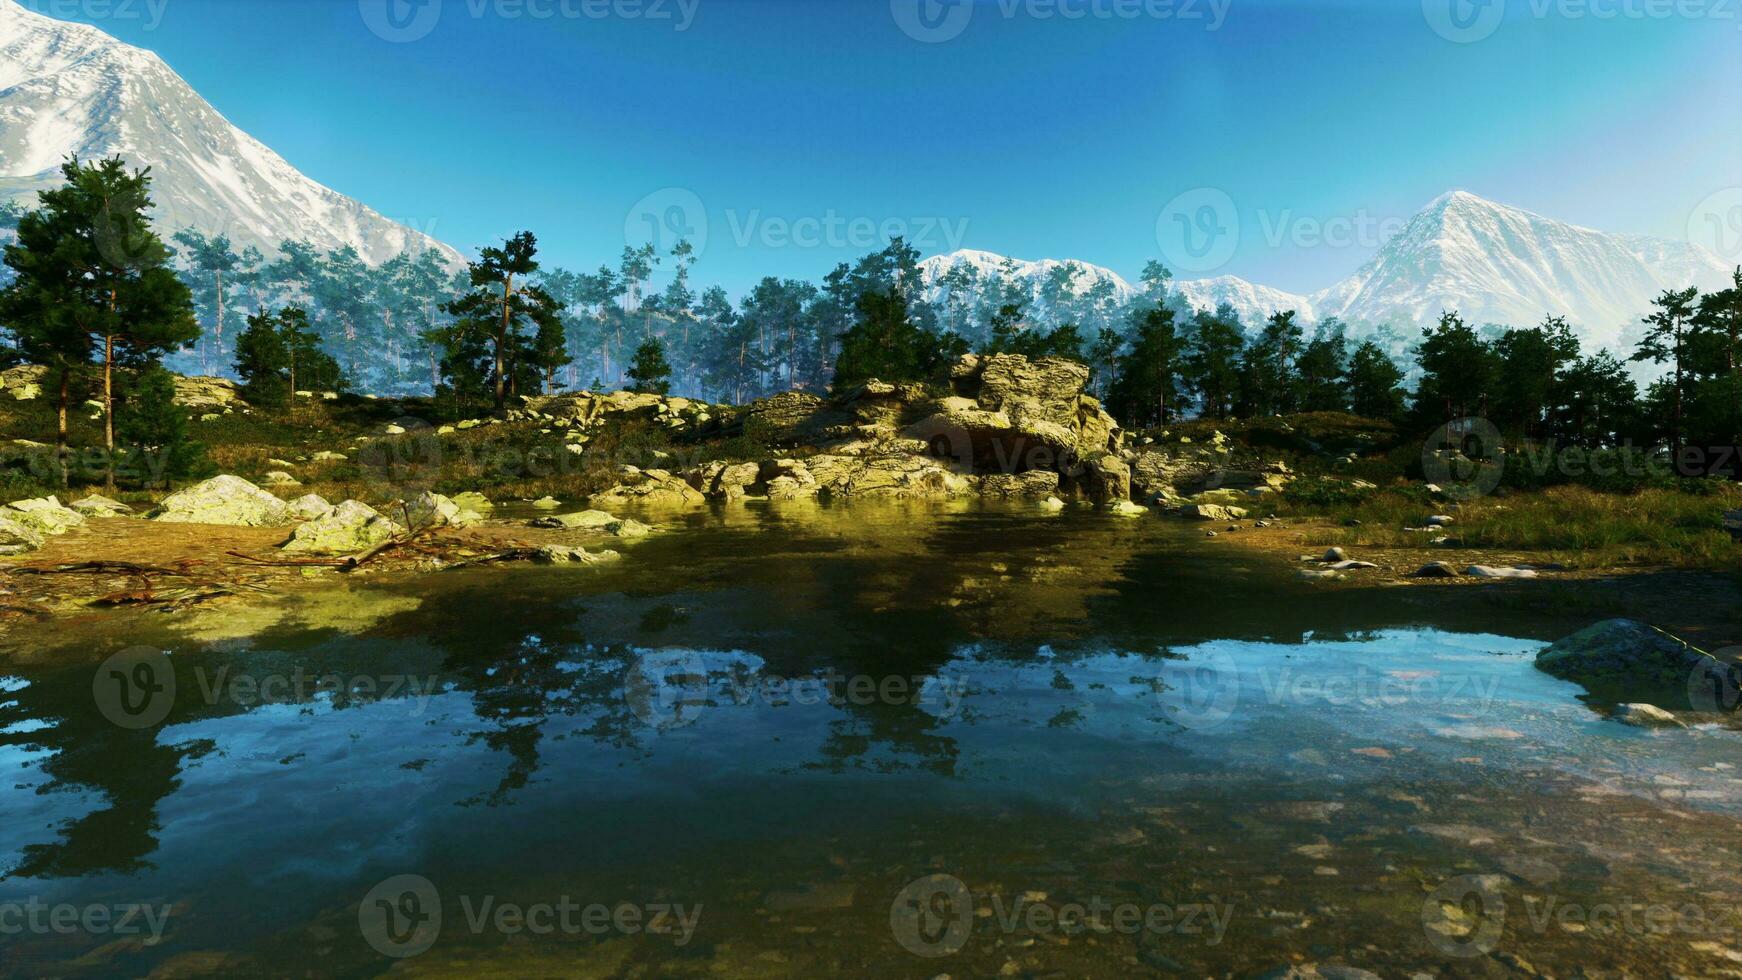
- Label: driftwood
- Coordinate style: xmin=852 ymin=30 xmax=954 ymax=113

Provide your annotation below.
xmin=7 ymin=560 xmax=201 ymax=578
xmin=225 ymin=525 xmax=440 ymax=572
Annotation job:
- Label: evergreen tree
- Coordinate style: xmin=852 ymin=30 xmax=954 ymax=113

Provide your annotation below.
xmin=172 ymin=229 xmax=239 ymax=374
xmin=1630 ymin=286 xmax=1700 ymax=453
xmin=833 ymin=286 xmax=943 ymax=392
xmin=1412 ymin=311 xmax=1496 ymax=425
xmin=1185 ymin=307 xmax=1246 ymax=420
xmin=1492 ymin=315 xmax=1579 ymax=437
xmin=1109 ymin=306 xmax=1183 ymax=427
xmin=1295 ymin=319 xmax=1350 ymax=413
xmin=626 ymin=338 xmax=673 ymax=395
xmin=1346 ymin=340 xmax=1406 ymax=421
xmin=1556 ymin=349 xmax=1638 ymax=448
xmin=439 ymin=232 xmax=563 ymax=413
xmin=0 ymin=157 xmax=197 ymax=488
xmin=234 ymin=307 xmax=343 ymax=409
xmin=118 ymin=363 xmax=209 ymax=487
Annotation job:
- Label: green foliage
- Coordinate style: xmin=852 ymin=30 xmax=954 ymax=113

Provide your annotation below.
xmin=626 ymin=338 xmax=673 ymax=395
xmin=117 ymin=364 xmax=211 ymax=487
xmin=832 ymin=286 xmax=960 ymax=392
xmin=234 ymin=307 xmax=344 ymax=408
xmin=1109 ymin=306 xmax=1183 ymax=427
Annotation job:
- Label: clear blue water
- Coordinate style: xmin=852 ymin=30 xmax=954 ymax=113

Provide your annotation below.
xmin=1 ymin=506 xmax=1738 ymax=977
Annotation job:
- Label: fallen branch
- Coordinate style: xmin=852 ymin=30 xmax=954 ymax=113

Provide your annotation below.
xmin=8 ymin=560 xmax=198 ymax=578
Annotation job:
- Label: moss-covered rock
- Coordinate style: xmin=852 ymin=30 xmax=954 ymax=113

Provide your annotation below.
xmin=1535 ymin=619 xmax=1737 ymax=711
xmin=151 ymin=476 xmax=293 ymax=527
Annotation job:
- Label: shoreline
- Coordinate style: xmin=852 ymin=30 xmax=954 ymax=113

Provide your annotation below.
xmin=5 ymin=499 xmax=1740 ymax=651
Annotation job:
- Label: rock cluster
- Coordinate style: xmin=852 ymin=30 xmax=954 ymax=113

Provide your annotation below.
xmin=1536 ymin=618 xmax=1737 ymax=712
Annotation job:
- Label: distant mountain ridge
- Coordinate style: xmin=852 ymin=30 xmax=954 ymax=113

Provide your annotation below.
xmin=0 ymin=0 xmax=462 ymax=266
xmin=922 ymin=192 xmax=1734 ymax=348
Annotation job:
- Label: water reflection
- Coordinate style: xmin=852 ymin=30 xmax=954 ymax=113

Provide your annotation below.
xmin=0 ymin=505 xmax=1738 ymax=976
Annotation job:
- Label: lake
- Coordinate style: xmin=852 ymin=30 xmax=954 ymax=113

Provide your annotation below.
xmin=3 ymin=504 xmax=1739 ymax=977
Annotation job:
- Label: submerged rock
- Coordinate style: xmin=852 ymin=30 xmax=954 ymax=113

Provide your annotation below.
xmin=534 ymin=545 xmax=621 ymax=565
xmin=1612 ymin=703 xmax=1686 ymax=728
xmin=1536 ymin=619 xmax=1736 ymax=711
xmin=532 ymin=509 xmax=651 ymax=537
xmin=281 ymin=500 xmax=404 ymax=555
xmin=1180 ymin=502 xmax=1248 ymax=522
xmin=151 ymin=476 xmax=293 ymax=527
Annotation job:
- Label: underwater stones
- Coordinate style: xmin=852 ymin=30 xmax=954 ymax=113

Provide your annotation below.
xmin=280 ymin=500 xmax=404 ymax=555
xmin=1536 ymin=618 xmax=1736 ymax=711
xmin=534 ymin=545 xmax=621 ymax=565
xmin=531 ymin=510 xmax=650 ymax=537
xmin=151 ymin=476 xmax=293 ymax=527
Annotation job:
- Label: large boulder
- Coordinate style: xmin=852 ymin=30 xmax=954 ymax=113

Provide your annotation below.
xmin=1078 ymin=454 xmax=1132 ymax=506
xmin=70 ymin=494 xmax=133 ymax=518
xmin=691 ymin=461 xmax=764 ymax=500
xmin=804 ymin=452 xmax=966 ymax=500
xmin=1180 ymin=502 xmax=1249 ymax=521
xmin=151 ymin=476 xmax=293 ymax=526
xmin=4 ymin=496 xmax=86 ymax=536
xmin=403 ymin=491 xmax=484 ymax=531
xmin=589 ymin=467 xmax=706 ymax=509
xmin=281 ymin=500 xmax=404 ymax=555
xmin=1535 ymin=619 xmax=1738 ymax=711
xmin=531 ymin=509 xmax=650 ymax=537
xmin=0 ymin=513 xmax=46 ymax=556
xmin=974 ymin=470 xmax=1061 ymax=500
xmin=171 ymin=375 xmax=246 ymax=410
xmin=287 ymin=494 xmax=336 ymax=521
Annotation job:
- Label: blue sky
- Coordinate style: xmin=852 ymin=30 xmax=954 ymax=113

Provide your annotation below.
xmin=56 ymin=0 xmax=1742 ymax=296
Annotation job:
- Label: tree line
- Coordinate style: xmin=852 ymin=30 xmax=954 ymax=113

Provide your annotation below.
xmin=3 ymin=157 xmax=1739 ymax=491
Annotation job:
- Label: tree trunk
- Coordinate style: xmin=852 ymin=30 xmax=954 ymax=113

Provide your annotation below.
xmin=214 ymin=269 xmax=225 ymax=369
xmin=494 ymin=275 xmax=513 ymax=412
xmin=54 ymin=366 xmax=70 ymax=490
xmin=103 ymin=333 xmax=116 ymax=492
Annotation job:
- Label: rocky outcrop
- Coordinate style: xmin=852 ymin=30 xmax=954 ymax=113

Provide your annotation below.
xmin=4 ymin=496 xmax=86 ymax=536
xmin=1536 ymin=619 xmax=1738 ymax=711
xmin=70 ymin=495 xmax=133 ymax=517
xmin=531 ymin=509 xmax=651 ymax=537
xmin=403 ymin=491 xmax=484 ymax=531
xmin=151 ymin=476 xmax=292 ymax=526
xmin=0 ymin=513 xmax=45 ymax=555
xmin=589 ymin=467 xmax=706 ymax=508
xmin=0 ymin=365 xmax=45 ymax=401
xmin=172 ymin=375 xmax=245 ymax=410
xmin=281 ymin=500 xmax=404 ymax=555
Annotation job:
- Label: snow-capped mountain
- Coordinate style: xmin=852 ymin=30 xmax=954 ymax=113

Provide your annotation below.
xmin=1308 ymin=191 xmax=1731 ymax=343
xmin=918 ymin=249 xmax=1137 ymax=311
xmin=0 ymin=0 xmax=462 ymax=266
xmin=1171 ymin=276 xmax=1316 ymax=326
xmin=923 ymin=192 xmax=1733 ymax=348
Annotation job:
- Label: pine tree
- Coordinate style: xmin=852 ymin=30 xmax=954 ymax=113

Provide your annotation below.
xmin=440 ymin=232 xmax=563 ymax=413
xmin=0 ymin=157 xmax=197 ymax=488
xmin=1346 ymin=340 xmax=1406 ymax=421
xmin=1295 ymin=320 xmax=1350 ymax=413
xmin=118 ymin=363 xmax=209 ymax=487
xmin=1630 ymin=286 xmax=1700 ymax=454
xmin=1109 ymin=306 xmax=1183 ymax=427
xmin=626 ymin=338 xmax=673 ymax=395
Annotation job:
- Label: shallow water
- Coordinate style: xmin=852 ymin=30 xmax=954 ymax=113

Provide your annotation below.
xmin=2 ymin=504 xmax=1740 ymax=977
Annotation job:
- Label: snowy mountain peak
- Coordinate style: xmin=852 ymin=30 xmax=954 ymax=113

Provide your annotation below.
xmin=0 ymin=1 xmax=462 ymax=267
